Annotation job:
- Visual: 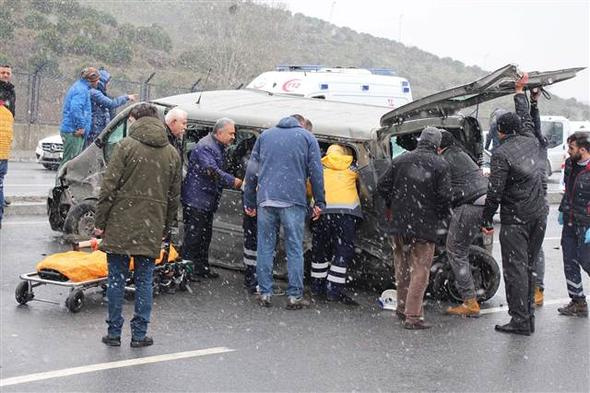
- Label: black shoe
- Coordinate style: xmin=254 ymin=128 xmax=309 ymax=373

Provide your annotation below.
xmin=195 ymin=269 xmax=219 ymax=279
xmin=102 ymin=335 xmax=121 ymax=347
xmin=403 ymin=320 xmax=432 ymax=330
xmin=494 ymin=322 xmax=531 ymax=336
xmin=285 ymin=296 xmax=310 ymax=310
xmin=558 ymin=299 xmax=588 ymax=317
xmin=131 ymin=336 xmax=154 ymax=348
xmin=327 ymin=292 xmax=359 ymax=306
xmin=257 ymin=293 xmax=272 ymax=307
xmin=3 ymin=198 xmax=10 ymax=206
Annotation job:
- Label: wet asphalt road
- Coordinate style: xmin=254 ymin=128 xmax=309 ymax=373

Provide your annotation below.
xmin=0 ymin=206 xmax=588 ymax=392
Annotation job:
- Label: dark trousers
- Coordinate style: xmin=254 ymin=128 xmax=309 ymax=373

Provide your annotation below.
xmin=499 ymin=216 xmax=547 ymax=326
xmin=446 ymin=204 xmax=483 ymax=300
xmin=311 ymin=214 xmax=358 ymax=296
xmin=182 ymin=205 xmax=214 ymax=274
xmin=561 ymin=223 xmax=590 ymax=299
xmin=243 ymin=213 xmax=257 ymax=290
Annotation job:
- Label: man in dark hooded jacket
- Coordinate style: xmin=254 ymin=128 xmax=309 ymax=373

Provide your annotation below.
xmin=439 ymin=131 xmax=489 ymax=317
xmin=377 ymin=127 xmax=451 ymax=329
xmin=482 ymin=73 xmax=548 ymax=336
xmin=95 ymin=103 xmax=181 ymax=348
xmin=86 ymin=69 xmax=137 ymax=147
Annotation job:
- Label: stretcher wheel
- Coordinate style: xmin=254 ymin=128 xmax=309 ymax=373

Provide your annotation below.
xmin=65 ymin=289 xmax=85 ymax=313
xmin=15 ymin=281 xmax=34 ymax=305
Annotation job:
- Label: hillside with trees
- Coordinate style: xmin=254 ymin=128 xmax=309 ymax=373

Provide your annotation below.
xmin=1 ymin=0 xmax=588 ymax=123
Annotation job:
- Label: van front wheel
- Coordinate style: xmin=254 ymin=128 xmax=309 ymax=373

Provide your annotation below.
xmin=63 ymin=202 xmax=97 ymax=238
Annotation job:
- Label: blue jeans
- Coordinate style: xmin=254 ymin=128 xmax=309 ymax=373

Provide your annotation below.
xmin=106 ymin=253 xmax=155 ymax=339
xmin=0 ymin=160 xmax=6 ymax=222
xmin=256 ymin=205 xmax=306 ymax=298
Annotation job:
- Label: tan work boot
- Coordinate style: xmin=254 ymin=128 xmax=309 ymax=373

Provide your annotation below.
xmin=446 ymin=298 xmax=480 ymax=317
xmin=534 ymin=286 xmax=544 ymax=306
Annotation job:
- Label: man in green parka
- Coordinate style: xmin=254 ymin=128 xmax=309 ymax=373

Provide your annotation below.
xmin=95 ymin=103 xmax=181 ymax=348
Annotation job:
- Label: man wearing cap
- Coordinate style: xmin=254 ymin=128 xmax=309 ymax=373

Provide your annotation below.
xmin=377 ymin=127 xmax=452 ymax=329
xmin=482 ymin=73 xmax=548 ymax=336
xmin=59 ymin=67 xmax=100 ymax=168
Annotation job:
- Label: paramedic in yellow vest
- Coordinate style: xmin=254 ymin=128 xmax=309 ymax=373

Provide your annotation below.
xmin=0 ymin=64 xmax=15 ymax=229
xmin=310 ymin=144 xmax=362 ymax=306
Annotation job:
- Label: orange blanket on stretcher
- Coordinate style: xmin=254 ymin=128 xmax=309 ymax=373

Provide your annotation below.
xmin=35 ymin=246 xmax=179 ymax=282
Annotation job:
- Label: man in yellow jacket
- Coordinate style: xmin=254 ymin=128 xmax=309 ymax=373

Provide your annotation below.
xmin=310 ymin=144 xmax=362 ymax=305
xmin=0 ymin=65 xmax=14 ymax=228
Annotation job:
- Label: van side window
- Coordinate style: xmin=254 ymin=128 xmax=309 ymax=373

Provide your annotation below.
xmin=184 ymin=123 xmax=213 ymax=163
xmin=224 ymin=129 xmax=258 ymax=179
xmin=104 ymin=119 xmax=127 ymax=162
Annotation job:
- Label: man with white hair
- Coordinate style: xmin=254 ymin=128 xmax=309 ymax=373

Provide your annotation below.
xmin=181 ymin=118 xmax=242 ymax=278
xmin=165 ymin=107 xmax=188 ymax=164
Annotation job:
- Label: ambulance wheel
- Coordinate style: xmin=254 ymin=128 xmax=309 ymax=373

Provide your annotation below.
xmin=15 ymin=281 xmax=34 ymax=305
xmin=66 ymin=289 xmax=85 ymax=313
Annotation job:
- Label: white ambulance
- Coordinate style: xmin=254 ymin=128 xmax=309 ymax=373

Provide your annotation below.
xmin=246 ymin=65 xmax=413 ymax=108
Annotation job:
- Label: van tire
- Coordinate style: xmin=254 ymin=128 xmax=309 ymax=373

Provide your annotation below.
xmin=546 ymin=159 xmax=552 ymax=178
xmin=63 ymin=202 xmax=97 ymax=238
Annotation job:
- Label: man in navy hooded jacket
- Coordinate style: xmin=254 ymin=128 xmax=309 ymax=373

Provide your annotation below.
xmin=244 ymin=115 xmax=325 ymax=309
xmin=181 ymin=118 xmax=242 ymax=278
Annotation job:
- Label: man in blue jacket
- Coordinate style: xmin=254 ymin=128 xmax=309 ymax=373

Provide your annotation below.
xmin=59 ymin=67 xmax=100 ymax=168
xmin=86 ymin=68 xmax=138 ymax=148
xmin=181 ymin=118 xmax=242 ymax=279
xmin=244 ymin=115 xmax=325 ymax=309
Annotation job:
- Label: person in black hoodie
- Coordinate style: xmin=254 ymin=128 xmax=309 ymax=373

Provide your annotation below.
xmin=482 ymin=73 xmax=548 ymax=336
xmin=377 ymin=127 xmax=451 ymax=329
xmin=438 ymin=131 xmax=489 ymax=317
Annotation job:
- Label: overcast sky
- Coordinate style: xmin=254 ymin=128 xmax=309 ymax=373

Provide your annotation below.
xmin=270 ymin=0 xmax=589 ymax=104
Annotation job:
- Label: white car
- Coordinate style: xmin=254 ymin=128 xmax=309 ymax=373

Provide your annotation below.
xmin=35 ymin=134 xmax=63 ymax=170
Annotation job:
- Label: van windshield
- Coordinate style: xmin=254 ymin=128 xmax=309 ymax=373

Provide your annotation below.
xmin=541 ymin=121 xmax=564 ymax=149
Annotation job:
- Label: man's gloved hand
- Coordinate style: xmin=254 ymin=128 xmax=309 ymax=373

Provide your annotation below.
xmin=584 ymin=228 xmax=590 ymax=244
xmin=558 ymin=212 xmax=564 ymax=225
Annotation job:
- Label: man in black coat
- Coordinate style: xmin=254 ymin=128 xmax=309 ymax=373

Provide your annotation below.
xmin=377 ymin=127 xmax=451 ymax=329
xmin=482 ymin=73 xmax=548 ymax=336
xmin=439 ymin=131 xmax=489 ymax=317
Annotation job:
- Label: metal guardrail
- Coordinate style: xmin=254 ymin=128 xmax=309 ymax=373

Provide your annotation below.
xmin=11 ymin=71 xmax=197 ymax=126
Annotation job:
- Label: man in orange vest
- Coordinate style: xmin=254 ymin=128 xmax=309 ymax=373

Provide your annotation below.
xmin=0 ymin=63 xmax=15 ymax=229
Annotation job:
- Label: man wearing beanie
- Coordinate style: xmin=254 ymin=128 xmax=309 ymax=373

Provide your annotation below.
xmin=482 ymin=73 xmax=548 ymax=336
xmin=377 ymin=127 xmax=451 ymax=329
xmin=59 ymin=67 xmax=100 ymax=168
xmin=438 ymin=130 xmax=489 ymax=317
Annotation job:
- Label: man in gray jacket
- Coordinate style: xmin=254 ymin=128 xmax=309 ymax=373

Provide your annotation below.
xmin=439 ymin=131 xmax=488 ymax=317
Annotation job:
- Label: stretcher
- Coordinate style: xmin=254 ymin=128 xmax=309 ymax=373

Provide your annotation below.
xmin=15 ymin=239 xmax=193 ymax=313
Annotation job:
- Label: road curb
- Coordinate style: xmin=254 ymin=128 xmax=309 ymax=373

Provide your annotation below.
xmin=4 ymin=202 xmax=47 ymax=216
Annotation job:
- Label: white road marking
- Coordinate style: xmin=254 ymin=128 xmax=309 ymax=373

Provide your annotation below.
xmin=0 ymin=346 xmax=235 ymax=387
xmin=480 ymin=298 xmax=571 ymax=315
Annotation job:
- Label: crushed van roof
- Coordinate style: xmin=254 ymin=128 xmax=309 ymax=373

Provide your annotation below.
xmin=152 ymin=89 xmax=390 ymax=140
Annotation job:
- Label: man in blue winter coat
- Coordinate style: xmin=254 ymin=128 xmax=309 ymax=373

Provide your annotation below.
xmin=244 ymin=115 xmax=325 ymax=310
xmin=59 ymin=67 xmax=100 ymax=168
xmin=86 ymin=69 xmax=138 ymax=147
xmin=181 ymin=118 xmax=242 ymax=279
